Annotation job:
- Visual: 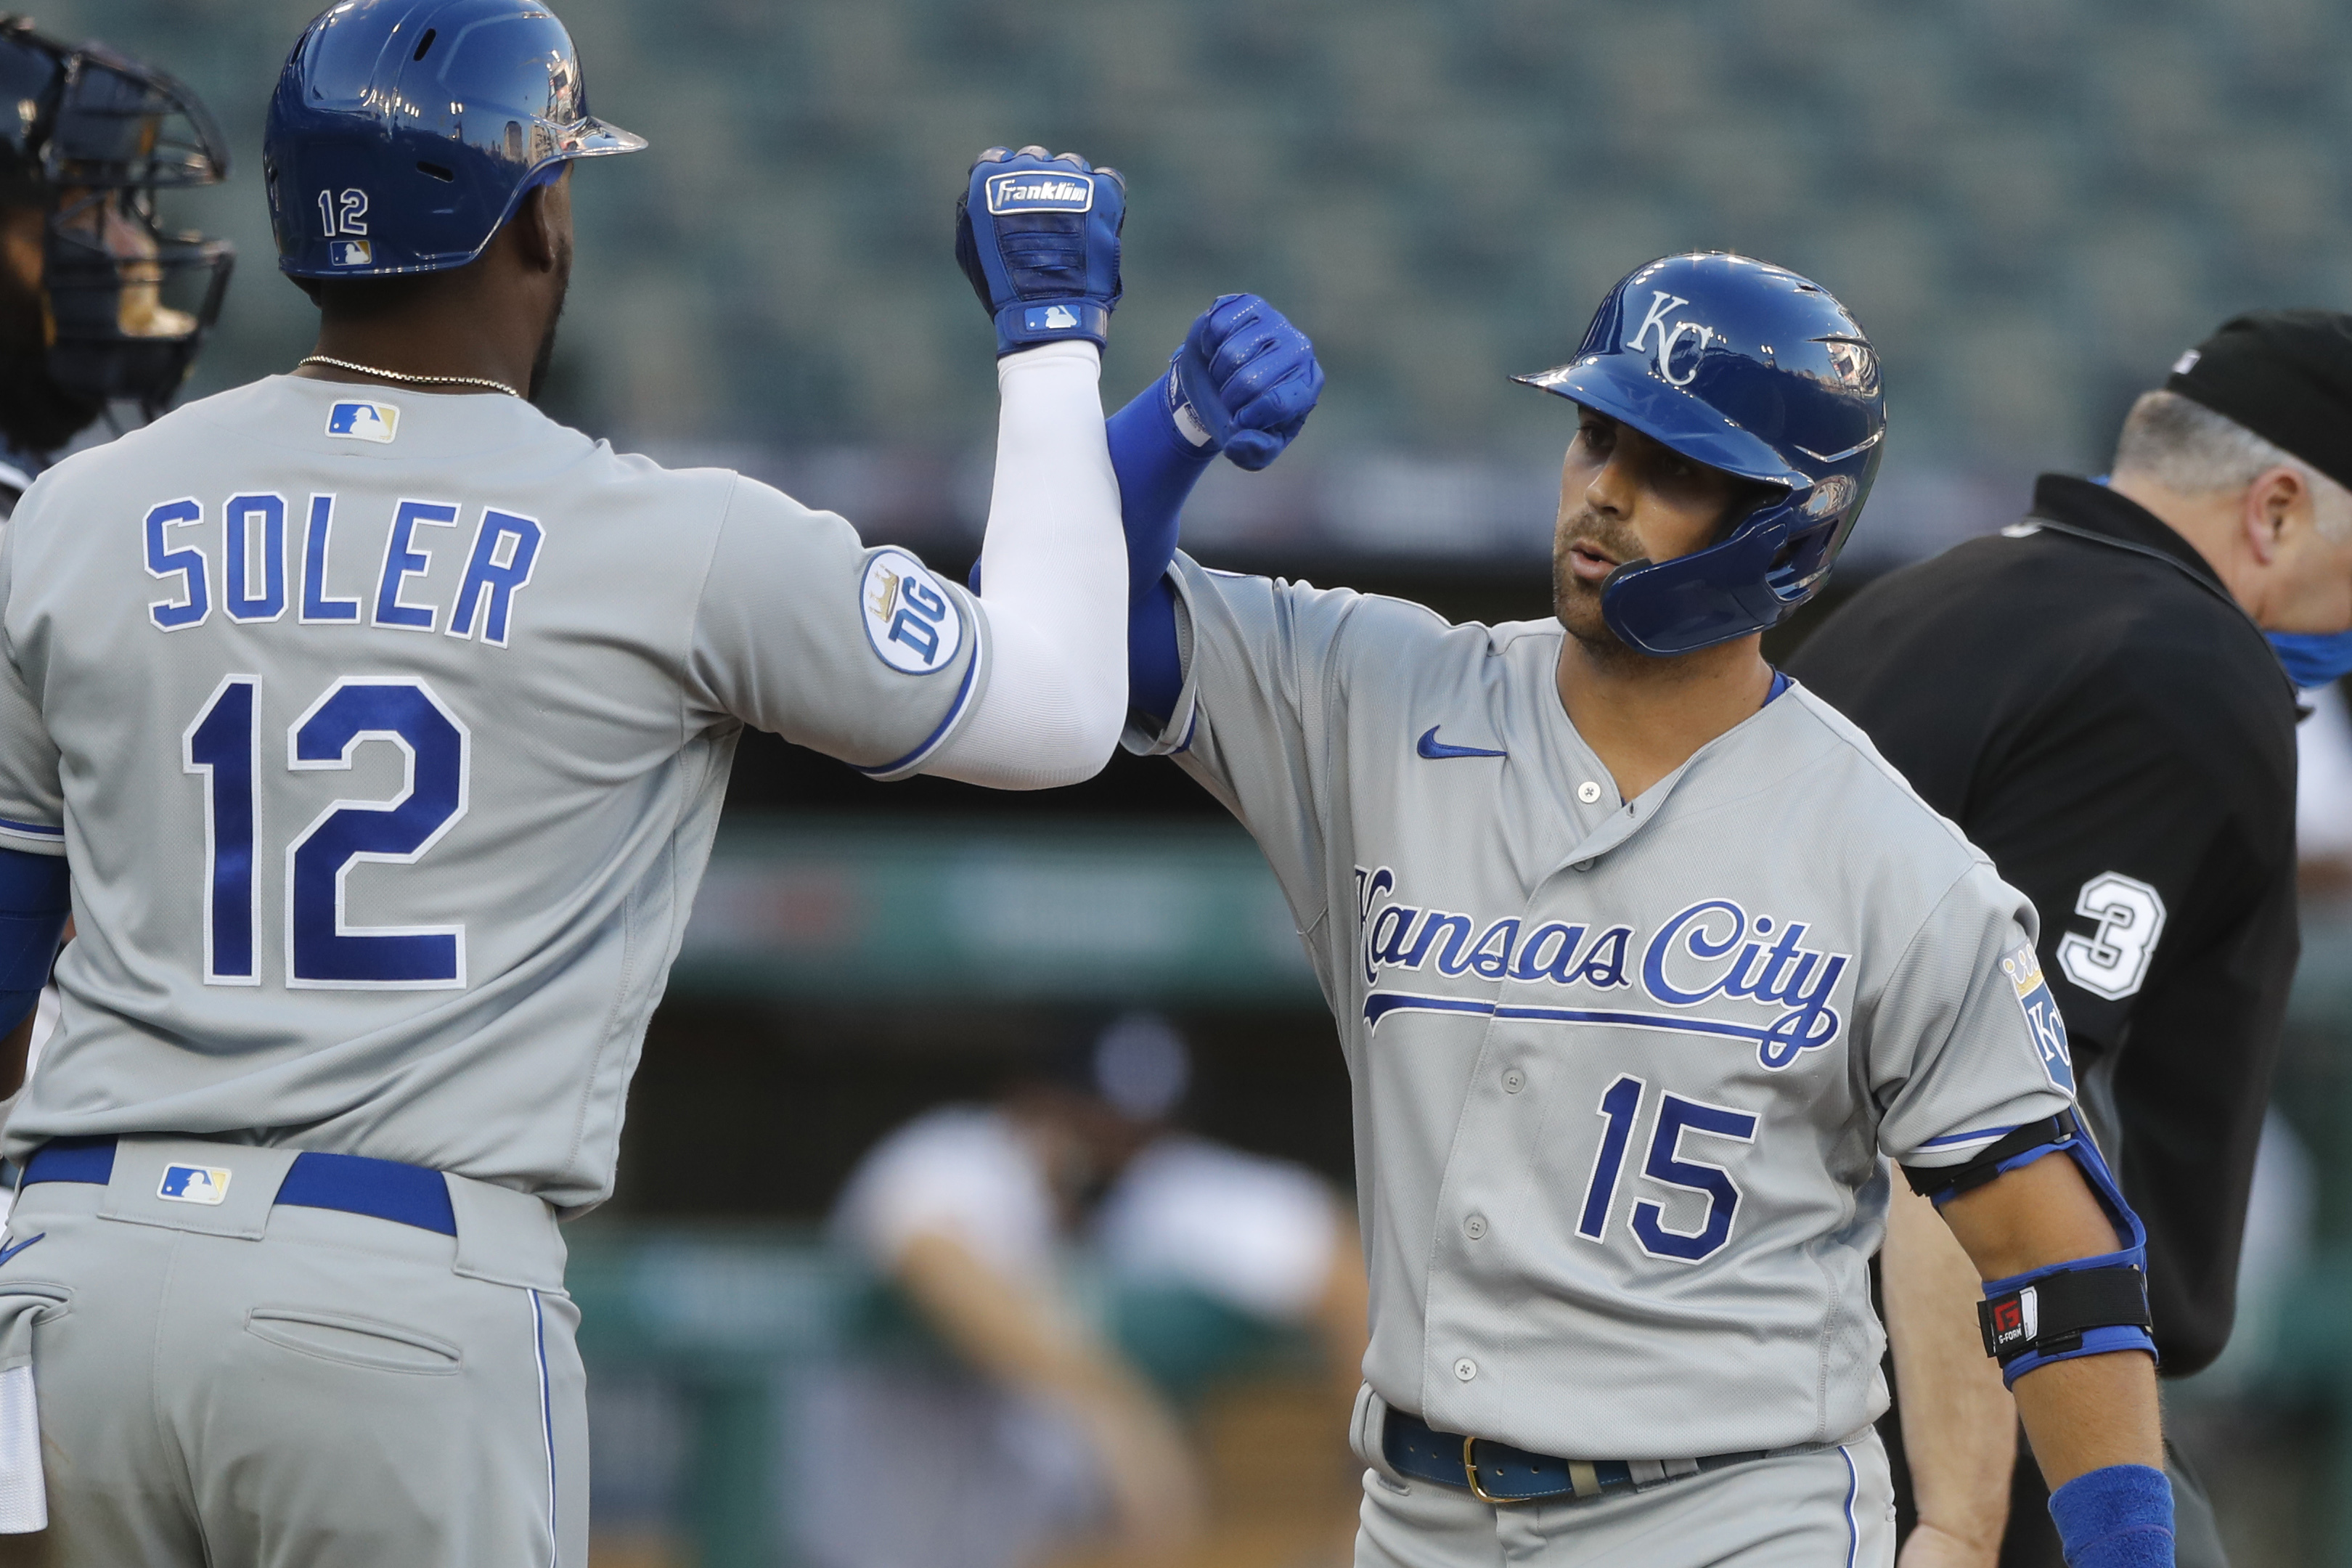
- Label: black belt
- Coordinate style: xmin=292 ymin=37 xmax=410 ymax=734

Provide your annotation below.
xmin=20 ymin=1136 xmax=457 ymax=1237
xmin=1382 ymin=1408 xmax=1765 ymax=1504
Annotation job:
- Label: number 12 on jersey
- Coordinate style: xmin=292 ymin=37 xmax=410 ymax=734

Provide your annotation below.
xmin=184 ymin=674 xmax=470 ymax=989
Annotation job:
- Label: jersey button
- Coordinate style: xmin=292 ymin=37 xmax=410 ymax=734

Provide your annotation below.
xmin=1576 ymin=780 xmax=1602 ymax=804
xmin=1454 ymin=1357 xmax=1478 ymax=1381
xmin=1502 ymin=1069 xmax=1525 ymax=1094
xmin=1463 ymin=1214 xmax=1487 ymax=1240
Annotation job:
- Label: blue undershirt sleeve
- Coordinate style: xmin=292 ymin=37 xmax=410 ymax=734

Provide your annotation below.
xmin=1104 ymin=379 xmax=1215 ymax=722
xmin=0 ymin=846 xmax=66 ymax=1039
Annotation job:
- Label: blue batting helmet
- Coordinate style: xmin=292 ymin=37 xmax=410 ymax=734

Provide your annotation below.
xmin=264 ymin=0 xmax=643 ymax=279
xmin=1516 ymin=253 xmax=1885 ymax=656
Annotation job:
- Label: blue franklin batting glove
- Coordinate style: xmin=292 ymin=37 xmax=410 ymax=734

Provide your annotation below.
xmin=1167 ymin=293 xmax=1324 ymax=470
xmin=954 ymin=146 xmax=1126 ymax=356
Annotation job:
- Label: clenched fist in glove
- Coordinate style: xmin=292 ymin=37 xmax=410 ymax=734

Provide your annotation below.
xmin=955 ymin=146 xmax=1127 ymax=356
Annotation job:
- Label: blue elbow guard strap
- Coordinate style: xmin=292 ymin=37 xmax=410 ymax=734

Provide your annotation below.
xmin=2049 ymin=1464 xmax=2173 ymax=1567
xmin=1900 ymin=1111 xmax=2157 ymax=1388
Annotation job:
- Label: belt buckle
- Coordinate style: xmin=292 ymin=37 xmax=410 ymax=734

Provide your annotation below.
xmin=1462 ymin=1437 xmax=1530 ymax=1506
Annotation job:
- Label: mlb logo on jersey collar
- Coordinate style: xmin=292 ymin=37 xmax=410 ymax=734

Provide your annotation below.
xmin=326 ymin=401 xmax=399 ymax=444
xmin=157 ymin=1164 xmax=232 ymax=1206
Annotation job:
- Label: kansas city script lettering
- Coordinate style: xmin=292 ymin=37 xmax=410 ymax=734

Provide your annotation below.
xmin=1355 ymin=867 xmax=1851 ymax=1069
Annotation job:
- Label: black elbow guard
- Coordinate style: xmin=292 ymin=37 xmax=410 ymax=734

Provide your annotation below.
xmin=1977 ymin=1262 xmax=2156 ymax=1387
xmin=1903 ymin=1109 xmax=2157 ymax=1387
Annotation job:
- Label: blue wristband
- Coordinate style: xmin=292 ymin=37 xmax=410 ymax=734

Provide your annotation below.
xmin=2049 ymin=1464 xmax=2173 ymax=1568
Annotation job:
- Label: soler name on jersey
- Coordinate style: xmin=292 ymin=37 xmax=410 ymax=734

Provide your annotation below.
xmin=141 ymin=489 xmax=542 ymax=647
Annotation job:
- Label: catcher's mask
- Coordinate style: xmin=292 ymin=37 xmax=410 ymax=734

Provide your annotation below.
xmin=0 ymin=15 xmax=234 ymax=421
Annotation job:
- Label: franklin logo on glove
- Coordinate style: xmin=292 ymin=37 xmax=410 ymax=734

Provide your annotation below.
xmin=986 ymin=172 xmax=1094 ymax=213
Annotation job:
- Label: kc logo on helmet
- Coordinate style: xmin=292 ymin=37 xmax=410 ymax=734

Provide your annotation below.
xmin=986 ymin=171 xmax=1094 ymax=214
xmin=1627 ymin=290 xmax=1714 ymax=388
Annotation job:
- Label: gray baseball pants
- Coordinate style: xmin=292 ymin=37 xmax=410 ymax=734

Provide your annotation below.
xmin=0 ymin=1135 xmax=587 ymax=1567
xmin=1349 ymin=1395 xmax=1895 ymax=1567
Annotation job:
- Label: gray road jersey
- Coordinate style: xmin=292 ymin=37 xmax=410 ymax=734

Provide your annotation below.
xmin=1126 ymin=555 xmax=2076 ymax=1460
xmin=0 ymin=377 xmax=986 ymax=1210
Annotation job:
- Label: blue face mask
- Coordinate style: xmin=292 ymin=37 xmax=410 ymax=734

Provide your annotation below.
xmin=2268 ymin=629 xmax=2352 ymax=690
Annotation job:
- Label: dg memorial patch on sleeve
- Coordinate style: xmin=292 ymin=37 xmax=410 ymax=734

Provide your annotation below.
xmin=2002 ymin=941 xmax=2076 ymax=1095
xmin=859 ymin=547 xmax=964 ymax=675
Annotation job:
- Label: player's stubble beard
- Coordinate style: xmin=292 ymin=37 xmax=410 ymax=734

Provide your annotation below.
xmin=1551 ymin=506 xmax=1653 ymax=671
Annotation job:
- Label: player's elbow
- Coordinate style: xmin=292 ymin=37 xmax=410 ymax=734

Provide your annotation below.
xmin=918 ymin=612 xmax=1125 ymax=788
xmin=920 ymin=682 xmax=1122 ymax=790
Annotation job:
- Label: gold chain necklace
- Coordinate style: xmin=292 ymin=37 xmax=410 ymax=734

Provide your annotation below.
xmin=298 ymin=355 xmax=520 ymax=399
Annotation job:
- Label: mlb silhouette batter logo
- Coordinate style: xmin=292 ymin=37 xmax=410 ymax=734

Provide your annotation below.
xmin=325 ymin=400 xmax=399 ymax=443
xmin=157 ymin=1164 xmax=232 ymax=1205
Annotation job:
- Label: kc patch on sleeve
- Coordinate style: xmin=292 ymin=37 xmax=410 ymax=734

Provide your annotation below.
xmin=859 ymin=547 xmax=964 ymax=674
xmin=2002 ymin=942 xmax=2075 ymax=1095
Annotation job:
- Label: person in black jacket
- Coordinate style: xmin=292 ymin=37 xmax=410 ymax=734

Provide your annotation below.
xmin=1787 ymin=309 xmax=2352 ymax=1568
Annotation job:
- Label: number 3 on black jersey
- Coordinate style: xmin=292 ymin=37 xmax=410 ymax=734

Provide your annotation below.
xmin=184 ymin=674 xmax=469 ymax=989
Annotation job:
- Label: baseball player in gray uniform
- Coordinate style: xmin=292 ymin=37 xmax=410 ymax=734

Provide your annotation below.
xmin=1116 ymin=255 xmax=2176 ymax=1567
xmin=0 ymin=1 xmax=1177 ymax=1561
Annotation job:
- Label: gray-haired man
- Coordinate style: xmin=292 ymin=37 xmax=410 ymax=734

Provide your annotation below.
xmin=1790 ymin=309 xmax=2352 ymax=1567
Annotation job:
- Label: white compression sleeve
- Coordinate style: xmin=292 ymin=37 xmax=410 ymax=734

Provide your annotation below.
xmin=923 ymin=339 xmax=1127 ymax=789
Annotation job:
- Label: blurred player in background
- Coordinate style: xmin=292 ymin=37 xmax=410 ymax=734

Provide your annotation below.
xmin=1791 ymin=311 xmax=2352 ymax=1568
xmin=810 ymin=1014 xmax=1366 ymax=1568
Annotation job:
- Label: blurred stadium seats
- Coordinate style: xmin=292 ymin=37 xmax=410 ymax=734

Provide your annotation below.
xmin=36 ymin=0 xmax=2352 ymax=568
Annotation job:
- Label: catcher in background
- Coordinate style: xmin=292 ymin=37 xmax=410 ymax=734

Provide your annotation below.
xmin=0 ymin=14 xmax=233 ymax=1159
xmin=0 ymin=15 xmax=232 ymax=508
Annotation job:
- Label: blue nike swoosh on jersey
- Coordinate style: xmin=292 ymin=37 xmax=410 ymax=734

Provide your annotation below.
xmin=1416 ymin=727 xmax=1506 ymax=760
xmin=0 ymin=1233 xmax=44 ymax=1269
